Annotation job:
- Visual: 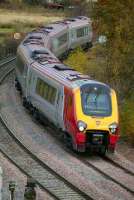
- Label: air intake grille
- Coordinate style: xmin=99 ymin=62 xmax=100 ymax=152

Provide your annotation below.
xmin=86 ymin=130 xmax=109 ymax=146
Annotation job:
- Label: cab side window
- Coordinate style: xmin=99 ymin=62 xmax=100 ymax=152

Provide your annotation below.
xmin=52 ymin=33 xmax=68 ymax=50
xmin=58 ymin=33 xmax=68 ymax=47
xmin=52 ymin=38 xmax=58 ymax=50
xmin=36 ymin=78 xmax=57 ymax=105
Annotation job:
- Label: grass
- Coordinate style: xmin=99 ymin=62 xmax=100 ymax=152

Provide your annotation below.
xmin=0 ymin=7 xmax=64 ymax=45
xmin=0 ymin=8 xmax=64 ymax=27
xmin=0 ymin=28 xmax=15 ymax=33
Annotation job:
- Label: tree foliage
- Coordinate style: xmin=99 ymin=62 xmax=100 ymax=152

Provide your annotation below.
xmin=64 ymin=48 xmax=89 ymax=74
xmin=120 ymin=95 xmax=134 ymax=144
xmin=93 ymin=0 xmax=134 ymax=99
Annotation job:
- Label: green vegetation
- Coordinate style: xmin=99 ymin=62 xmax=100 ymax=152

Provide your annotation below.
xmin=0 ymin=0 xmax=133 ymax=144
xmin=65 ymin=0 xmax=134 ymax=145
xmin=0 ymin=7 xmax=64 ymax=32
xmin=64 ymin=48 xmax=89 ymax=74
xmin=0 ymin=5 xmax=64 ymax=58
xmin=93 ymin=0 xmax=134 ymax=144
xmin=120 ymin=97 xmax=134 ymax=144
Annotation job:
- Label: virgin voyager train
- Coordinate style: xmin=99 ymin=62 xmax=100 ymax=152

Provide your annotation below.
xmin=15 ymin=16 xmax=119 ymax=155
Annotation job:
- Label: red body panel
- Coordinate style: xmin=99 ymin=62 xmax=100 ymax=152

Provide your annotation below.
xmin=64 ymin=87 xmax=76 ymax=136
xmin=64 ymin=87 xmax=86 ymax=151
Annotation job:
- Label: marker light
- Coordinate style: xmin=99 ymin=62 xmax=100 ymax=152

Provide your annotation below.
xmin=109 ymin=123 xmax=118 ymax=134
xmin=77 ymin=121 xmax=87 ymax=132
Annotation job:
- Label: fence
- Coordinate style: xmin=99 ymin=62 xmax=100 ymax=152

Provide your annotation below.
xmin=0 ymin=39 xmax=19 ymax=60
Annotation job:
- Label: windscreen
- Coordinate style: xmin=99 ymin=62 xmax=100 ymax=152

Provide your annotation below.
xmin=81 ymin=84 xmax=112 ymax=117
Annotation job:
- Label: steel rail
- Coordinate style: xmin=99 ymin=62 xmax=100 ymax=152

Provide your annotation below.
xmin=0 ymin=58 xmax=93 ymax=200
xmin=41 ymin=125 xmax=134 ymax=197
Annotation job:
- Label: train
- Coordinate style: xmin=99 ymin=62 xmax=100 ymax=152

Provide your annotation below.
xmin=25 ymin=16 xmax=93 ymax=58
xmin=15 ymin=16 xmax=119 ymax=155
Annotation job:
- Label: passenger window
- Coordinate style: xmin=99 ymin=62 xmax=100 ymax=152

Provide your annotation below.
xmin=77 ymin=26 xmax=89 ymax=38
xmin=40 ymin=81 xmax=45 ymax=97
xmin=70 ymin=29 xmax=76 ymax=41
xmin=51 ymin=88 xmax=57 ymax=104
xmin=77 ymin=27 xmax=85 ymax=38
xmin=47 ymin=87 xmax=53 ymax=102
xmin=43 ymin=84 xmax=49 ymax=99
xmin=36 ymin=78 xmax=57 ymax=105
xmin=36 ymin=78 xmax=41 ymax=94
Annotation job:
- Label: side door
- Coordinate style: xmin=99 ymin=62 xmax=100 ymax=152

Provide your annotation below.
xmin=69 ymin=28 xmax=76 ymax=49
xmin=55 ymin=86 xmax=65 ymax=130
xmin=22 ymin=63 xmax=28 ymax=96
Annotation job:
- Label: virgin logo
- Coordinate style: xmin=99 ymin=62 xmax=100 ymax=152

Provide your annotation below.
xmin=96 ymin=121 xmax=101 ymax=126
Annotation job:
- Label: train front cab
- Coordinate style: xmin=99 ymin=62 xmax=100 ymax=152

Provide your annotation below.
xmin=65 ymin=83 xmax=119 ymax=155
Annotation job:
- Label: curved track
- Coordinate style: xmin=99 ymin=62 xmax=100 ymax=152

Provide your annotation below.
xmin=37 ymin=123 xmax=134 ymax=197
xmin=0 ymin=58 xmax=134 ymax=200
xmin=0 ymin=58 xmax=93 ymax=200
xmin=79 ymin=156 xmax=134 ymax=195
xmin=0 ymin=57 xmax=16 ymax=84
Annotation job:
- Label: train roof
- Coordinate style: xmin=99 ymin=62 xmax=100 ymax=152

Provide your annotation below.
xmin=17 ymin=16 xmax=108 ymax=90
xmin=25 ymin=16 xmax=91 ymax=40
xmin=31 ymin=58 xmax=108 ymax=90
xmin=17 ymin=43 xmax=60 ymax=64
xmin=18 ymin=42 xmax=109 ymax=90
xmin=54 ymin=16 xmax=91 ymax=29
xmin=29 ymin=22 xmax=68 ymax=38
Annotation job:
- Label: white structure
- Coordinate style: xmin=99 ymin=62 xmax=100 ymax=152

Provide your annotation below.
xmin=0 ymin=167 xmax=2 ymax=200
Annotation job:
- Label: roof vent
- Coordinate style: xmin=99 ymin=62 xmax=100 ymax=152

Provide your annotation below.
xmin=38 ymin=57 xmax=59 ymax=65
xmin=28 ymin=36 xmax=42 ymax=40
xmin=32 ymin=28 xmax=50 ymax=34
xmin=44 ymin=26 xmax=53 ymax=30
xmin=32 ymin=50 xmax=49 ymax=59
xmin=40 ymin=29 xmax=50 ymax=34
xmin=23 ymin=39 xmax=43 ymax=46
xmin=66 ymin=18 xmax=76 ymax=22
xmin=67 ymin=74 xmax=90 ymax=81
xmin=76 ymin=16 xmax=87 ymax=20
xmin=33 ymin=50 xmax=49 ymax=55
xmin=53 ymin=65 xmax=75 ymax=71
xmin=54 ymin=21 xmax=68 ymax=25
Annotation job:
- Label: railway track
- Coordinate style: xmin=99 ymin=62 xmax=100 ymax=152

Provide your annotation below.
xmin=0 ymin=57 xmax=16 ymax=84
xmin=79 ymin=156 xmax=134 ymax=195
xmin=0 ymin=58 xmax=134 ymax=200
xmin=40 ymin=125 xmax=134 ymax=197
xmin=52 ymin=131 xmax=134 ymax=196
xmin=0 ymin=58 xmax=93 ymax=200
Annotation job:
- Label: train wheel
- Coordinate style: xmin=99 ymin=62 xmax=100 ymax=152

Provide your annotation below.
xmin=33 ymin=109 xmax=40 ymax=121
xmin=108 ymin=147 xmax=115 ymax=153
xmin=22 ymin=97 xmax=27 ymax=108
xmin=99 ymin=146 xmax=107 ymax=156
xmin=64 ymin=133 xmax=73 ymax=150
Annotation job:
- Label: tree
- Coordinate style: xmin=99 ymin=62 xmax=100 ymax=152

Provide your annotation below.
xmin=92 ymin=0 xmax=134 ymax=99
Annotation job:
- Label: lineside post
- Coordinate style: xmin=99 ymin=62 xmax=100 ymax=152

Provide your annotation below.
xmin=0 ymin=167 xmax=2 ymax=200
xmin=9 ymin=181 xmax=16 ymax=200
xmin=24 ymin=178 xmax=36 ymax=200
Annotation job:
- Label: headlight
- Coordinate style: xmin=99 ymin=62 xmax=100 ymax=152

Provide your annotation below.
xmin=77 ymin=121 xmax=87 ymax=132
xmin=109 ymin=122 xmax=118 ymax=134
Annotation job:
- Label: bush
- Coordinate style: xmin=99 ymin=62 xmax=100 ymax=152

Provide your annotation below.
xmin=64 ymin=48 xmax=89 ymax=74
xmin=120 ymin=97 xmax=134 ymax=145
xmin=64 ymin=45 xmax=111 ymax=83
